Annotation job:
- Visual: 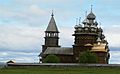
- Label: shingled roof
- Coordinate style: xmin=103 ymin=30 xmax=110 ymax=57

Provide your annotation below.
xmin=43 ymin=47 xmax=73 ymax=55
xmin=46 ymin=13 xmax=59 ymax=32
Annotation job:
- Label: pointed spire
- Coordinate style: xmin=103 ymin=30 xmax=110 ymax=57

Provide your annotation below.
xmin=82 ymin=11 xmax=87 ymax=23
xmin=51 ymin=10 xmax=54 ymax=16
xmin=85 ymin=11 xmax=87 ymax=18
xmin=98 ymin=22 xmax=102 ymax=28
xmin=79 ymin=17 xmax=81 ymax=24
xmin=85 ymin=11 xmax=88 ymax=22
xmin=99 ymin=22 xmax=102 ymax=27
xmin=82 ymin=11 xmax=88 ymax=25
xmin=78 ymin=17 xmax=82 ymax=27
xmin=91 ymin=5 xmax=93 ymax=12
xmin=76 ymin=18 xmax=78 ymax=25
xmin=46 ymin=11 xmax=59 ymax=32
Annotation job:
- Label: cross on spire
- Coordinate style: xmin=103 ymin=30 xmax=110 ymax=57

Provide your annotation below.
xmin=79 ymin=17 xmax=81 ymax=24
xmin=85 ymin=11 xmax=87 ymax=21
xmin=76 ymin=18 xmax=78 ymax=25
xmin=91 ymin=5 xmax=93 ymax=12
xmin=51 ymin=10 xmax=54 ymax=16
xmin=85 ymin=11 xmax=87 ymax=17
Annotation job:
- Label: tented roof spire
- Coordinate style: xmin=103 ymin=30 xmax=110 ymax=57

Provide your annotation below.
xmin=46 ymin=11 xmax=59 ymax=32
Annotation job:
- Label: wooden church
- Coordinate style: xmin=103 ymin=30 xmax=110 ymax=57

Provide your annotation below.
xmin=39 ymin=8 xmax=110 ymax=64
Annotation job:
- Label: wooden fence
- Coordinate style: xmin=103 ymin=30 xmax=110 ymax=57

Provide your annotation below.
xmin=7 ymin=63 xmax=120 ymax=67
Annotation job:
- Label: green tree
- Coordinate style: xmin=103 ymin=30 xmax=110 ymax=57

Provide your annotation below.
xmin=79 ymin=50 xmax=98 ymax=63
xmin=43 ymin=54 xmax=60 ymax=63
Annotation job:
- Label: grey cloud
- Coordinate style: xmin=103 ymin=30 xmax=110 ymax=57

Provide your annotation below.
xmin=0 ymin=51 xmax=39 ymax=63
xmin=0 ymin=26 xmax=43 ymax=50
xmin=109 ymin=51 xmax=120 ymax=64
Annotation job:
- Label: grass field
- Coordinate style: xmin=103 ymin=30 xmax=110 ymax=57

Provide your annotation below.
xmin=0 ymin=67 xmax=120 ymax=74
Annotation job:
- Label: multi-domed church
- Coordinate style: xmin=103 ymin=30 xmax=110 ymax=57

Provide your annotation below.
xmin=39 ymin=8 xmax=110 ymax=64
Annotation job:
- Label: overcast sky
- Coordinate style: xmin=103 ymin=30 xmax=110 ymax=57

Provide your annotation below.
xmin=0 ymin=0 xmax=120 ymax=64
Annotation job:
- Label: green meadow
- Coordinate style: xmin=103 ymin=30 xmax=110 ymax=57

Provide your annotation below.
xmin=0 ymin=67 xmax=120 ymax=74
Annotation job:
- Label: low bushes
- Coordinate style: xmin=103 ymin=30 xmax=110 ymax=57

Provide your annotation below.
xmin=79 ymin=50 xmax=98 ymax=63
xmin=43 ymin=54 xmax=60 ymax=63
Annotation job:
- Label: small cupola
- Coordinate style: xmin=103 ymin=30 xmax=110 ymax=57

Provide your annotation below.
xmin=87 ymin=12 xmax=96 ymax=20
xmin=87 ymin=5 xmax=96 ymax=20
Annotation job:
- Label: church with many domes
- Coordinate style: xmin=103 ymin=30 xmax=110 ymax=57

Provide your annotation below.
xmin=39 ymin=8 xmax=110 ymax=64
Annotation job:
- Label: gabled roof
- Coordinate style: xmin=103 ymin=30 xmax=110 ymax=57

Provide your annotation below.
xmin=7 ymin=60 xmax=15 ymax=63
xmin=46 ymin=14 xmax=59 ymax=32
xmin=43 ymin=47 xmax=73 ymax=55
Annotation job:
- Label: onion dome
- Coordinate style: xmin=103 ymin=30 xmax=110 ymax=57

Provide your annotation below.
xmin=97 ymin=37 xmax=101 ymax=42
xmin=78 ymin=24 xmax=82 ymax=27
xmin=74 ymin=25 xmax=78 ymax=29
xmin=94 ymin=21 xmax=98 ymax=26
xmin=101 ymin=34 xmax=105 ymax=39
xmin=85 ymin=27 xmax=89 ymax=31
xmin=91 ymin=27 xmax=96 ymax=32
xmin=98 ymin=27 xmax=103 ymax=32
xmin=87 ymin=12 xmax=96 ymax=20
xmin=82 ymin=18 xmax=87 ymax=24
